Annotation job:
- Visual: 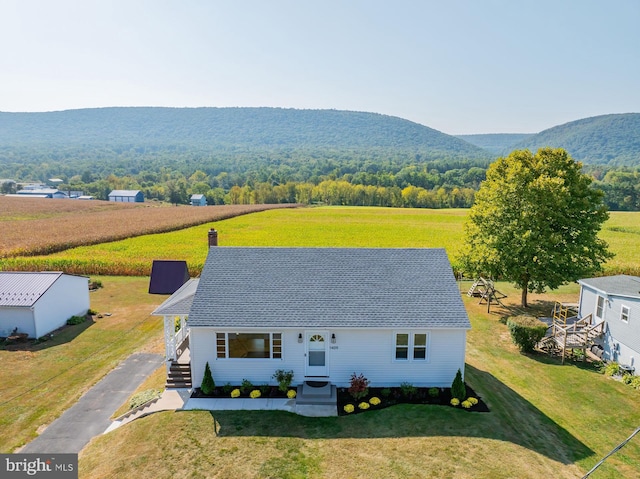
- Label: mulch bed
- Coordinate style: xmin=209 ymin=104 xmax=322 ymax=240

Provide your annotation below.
xmin=336 ymin=384 xmax=490 ymax=416
xmin=191 ymin=384 xmax=490 ymax=415
xmin=191 ymin=386 xmax=289 ymax=399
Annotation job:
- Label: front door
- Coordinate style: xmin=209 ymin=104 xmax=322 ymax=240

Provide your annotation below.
xmin=305 ymin=331 xmax=329 ymax=377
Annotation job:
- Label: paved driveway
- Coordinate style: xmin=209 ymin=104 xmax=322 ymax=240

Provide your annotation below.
xmin=21 ymin=353 xmax=163 ymax=454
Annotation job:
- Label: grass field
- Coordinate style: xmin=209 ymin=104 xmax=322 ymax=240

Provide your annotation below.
xmin=2 ymin=206 xmax=640 ymax=477
xmin=2 ymin=206 xmax=638 ymax=277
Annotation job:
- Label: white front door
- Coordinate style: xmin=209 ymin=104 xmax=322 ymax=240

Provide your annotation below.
xmin=305 ymin=330 xmax=329 ymax=377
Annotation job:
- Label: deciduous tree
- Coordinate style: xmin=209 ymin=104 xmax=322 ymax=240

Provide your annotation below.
xmin=461 ymin=148 xmax=613 ymax=307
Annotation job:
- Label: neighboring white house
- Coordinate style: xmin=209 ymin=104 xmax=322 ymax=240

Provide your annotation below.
xmin=578 ymin=275 xmax=640 ymax=373
xmin=108 ymin=190 xmax=144 ymax=203
xmin=181 ymin=246 xmax=470 ymax=390
xmin=0 ymin=272 xmax=90 ymax=338
xmin=190 ymin=194 xmax=207 ymax=206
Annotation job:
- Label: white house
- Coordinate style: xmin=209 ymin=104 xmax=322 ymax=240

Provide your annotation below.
xmin=0 ymin=272 xmax=90 ymax=339
xmin=578 ymin=275 xmax=640 ymax=373
xmin=181 ymin=245 xmax=470 ymax=390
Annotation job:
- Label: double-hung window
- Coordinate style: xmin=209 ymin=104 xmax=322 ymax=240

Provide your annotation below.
xmin=216 ymin=332 xmax=282 ymax=359
xmin=621 ymin=305 xmax=630 ymax=323
xmin=394 ymin=332 xmax=428 ymax=361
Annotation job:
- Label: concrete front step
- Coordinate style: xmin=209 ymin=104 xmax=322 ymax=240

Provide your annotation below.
xmin=296 ymin=382 xmax=337 ymax=405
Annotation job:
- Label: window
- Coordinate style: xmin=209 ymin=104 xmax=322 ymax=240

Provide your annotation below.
xmin=216 ymin=332 xmax=282 ymax=359
xmin=395 ymin=332 xmax=428 ymax=361
xmin=621 ymin=305 xmax=630 ymax=323
xmin=595 ymin=295 xmax=605 ymax=319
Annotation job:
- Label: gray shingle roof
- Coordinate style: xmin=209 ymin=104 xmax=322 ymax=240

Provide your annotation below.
xmin=188 ymin=247 xmax=471 ymax=329
xmin=0 ymin=272 xmax=63 ymax=307
xmin=578 ymin=275 xmax=640 ymax=299
xmin=152 ymin=279 xmax=200 ymax=316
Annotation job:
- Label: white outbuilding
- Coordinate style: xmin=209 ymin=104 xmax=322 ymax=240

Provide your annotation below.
xmin=0 ymin=272 xmax=90 ymax=339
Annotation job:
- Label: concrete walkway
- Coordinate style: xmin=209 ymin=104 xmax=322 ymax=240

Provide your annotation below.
xmin=21 ymin=352 xmax=163 ymax=454
xmin=105 ymin=389 xmax=336 ymax=434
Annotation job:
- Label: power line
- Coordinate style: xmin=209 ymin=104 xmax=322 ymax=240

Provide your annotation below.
xmin=581 ymin=426 xmax=640 ymax=478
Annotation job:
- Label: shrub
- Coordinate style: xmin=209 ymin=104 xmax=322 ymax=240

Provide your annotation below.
xmin=250 ymin=390 xmax=261 ymax=399
xmin=450 ymin=398 xmax=460 ymax=406
xmin=222 ymin=382 xmax=234 ymax=394
xmin=461 ymin=400 xmax=472 ymax=409
xmin=468 ymin=397 xmax=478 ymax=405
xmin=66 ymin=315 xmax=86 ymax=325
xmin=506 ymin=315 xmax=548 ymax=353
xmin=629 ymin=376 xmax=640 ymax=390
xmin=358 ymin=402 xmax=370 ymax=410
xmin=369 ymin=397 xmax=381 ymax=406
xmin=428 ymin=387 xmax=440 ymax=398
xmin=200 ymin=362 xmax=215 ymax=395
xmin=381 ymin=388 xmax=392 ymax=398
xmin=603 ymin=362 xmax=621 ymax=377
xmin=230 ymin=389 xmax=241 ymax=398
xmin=400 ymin=382 xmax=417 ymax=398
xmin=344 ymin=404 xmax=355 ymax=413
xmin=451 ymin=369 xmax=466 ymax=400
xmin=287 ymin=389 xmax=297 ymax=399
xmin=348 ymin=373 xmax=370 ymax=401
xmin=272 ymin=369 xmax=294 ymax=392
xmin=240 ymin=378 xmax=253 ymax=394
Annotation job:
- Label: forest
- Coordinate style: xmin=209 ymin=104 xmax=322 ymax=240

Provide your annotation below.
xmin=1 ymin=108 xmax=638 ymax=210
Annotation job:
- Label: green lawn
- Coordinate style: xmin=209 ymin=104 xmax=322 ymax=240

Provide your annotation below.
xmin=77 ymin=287 xmax=640 ymax=478
xmin=4 ymin=206 xmax=637 ymax=276
xmin=2 ymin=206 xmax=640 ymax=477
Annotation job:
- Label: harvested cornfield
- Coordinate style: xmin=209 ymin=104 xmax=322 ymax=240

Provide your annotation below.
xmin=0 ymin=196 xmax=299 ymax=258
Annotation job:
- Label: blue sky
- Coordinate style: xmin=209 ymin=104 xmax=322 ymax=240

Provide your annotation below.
xmin=1 ymin=0 xmax=639 ymax=134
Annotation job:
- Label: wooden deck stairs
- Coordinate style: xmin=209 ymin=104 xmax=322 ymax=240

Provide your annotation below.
xmin=538 ymin=307 xmax=605 ymax=363
xmin=166 ymin=361 xmax=192 ymax=389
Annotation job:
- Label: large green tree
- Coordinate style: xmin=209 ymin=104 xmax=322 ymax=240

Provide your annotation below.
xmin=462 ymin=148 xmax=613 ymax=307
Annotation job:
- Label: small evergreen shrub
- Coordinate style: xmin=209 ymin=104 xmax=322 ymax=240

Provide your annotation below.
xmin=200 ymin=362 xmax=215 ymax=395
xmin=428 ymin=387 xmax=440 ymax=398
xmin=66 ymin=315 xmax=86 ymax=325
xmin=451 ymin=369 xmax=466 ymax=400
xmin=381 ymin=388 xmax=392 ymax=398
xmin=222 ymin=382 xmax=234 ymax=394
xmin=506 ymin=315 xmax=548 ymax=353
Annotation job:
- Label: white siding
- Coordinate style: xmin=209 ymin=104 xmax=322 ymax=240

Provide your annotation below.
xmin=0 ymin=307 xmax=36 ymax=338
xmin=580 ymin=284 xmax=640 ymax=372
xmin=32 ymin=275 xmax=89 ymax=338
xmin=190 ymin=327 xmax=467 ymax=388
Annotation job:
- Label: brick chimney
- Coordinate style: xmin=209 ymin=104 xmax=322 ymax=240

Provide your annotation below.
xmin=208 ymin=229 xmax=218 ymax=247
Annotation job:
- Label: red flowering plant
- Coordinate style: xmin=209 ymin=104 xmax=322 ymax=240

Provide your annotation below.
xmin=348 ymin=372 xmax=370 ymax=401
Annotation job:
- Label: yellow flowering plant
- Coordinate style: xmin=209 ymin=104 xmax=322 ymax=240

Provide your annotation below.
xmin=450 ymin=398 xmax=460 ymax=406
xmin=250 ymin=389 xmax=261 ymax=399
xmin=461 ymin=400 xmax=472 ymax=409
xmin=369 ymin=397 xmax=381 ymax=406
xmin=287 ymin=389 xmax=297 ymax=399
xmin=231 ymin=389 xmax=241 ymax=398
xmin=468 ymin=397 xmax=478 ymax=405
xmin=344 ymin=404 xmax=355 ymax=413
xmin=358 ymin=402 xmax=370 ymax=410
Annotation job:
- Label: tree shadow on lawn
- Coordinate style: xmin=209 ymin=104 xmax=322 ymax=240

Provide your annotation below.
xmin=203 ymin=364 xmax=592 ymax=466
xmin=0 ymin=317 xmax=95 ymax=352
